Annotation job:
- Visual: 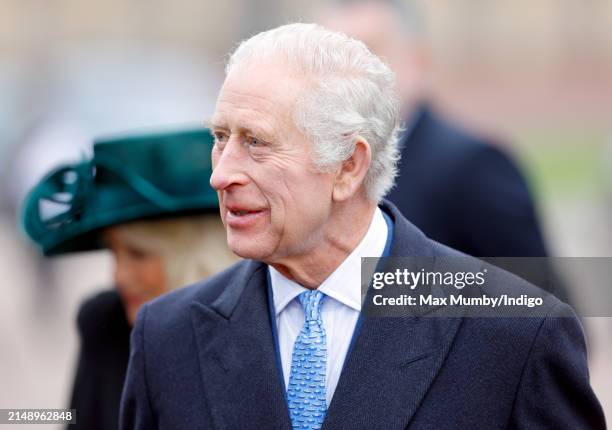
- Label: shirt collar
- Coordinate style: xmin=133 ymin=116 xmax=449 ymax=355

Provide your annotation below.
xmin=269 ymin=206 xmax=389 ymax=315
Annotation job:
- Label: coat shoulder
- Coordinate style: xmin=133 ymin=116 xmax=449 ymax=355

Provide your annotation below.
xmin=429 ymin=239 xmax=563 ymax=310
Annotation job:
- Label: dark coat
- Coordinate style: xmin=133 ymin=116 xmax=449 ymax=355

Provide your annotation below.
xmin=120 ymin=201 xmax=604 ymax=429
xmin=68 ymin=289 xmax=131 ymax=430
xmin=387 ymin=107 xmax=571 ymax=304
xmin=388 ymin=106 xmax=548 ymax=258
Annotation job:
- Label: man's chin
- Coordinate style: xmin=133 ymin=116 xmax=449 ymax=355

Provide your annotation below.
xmin=228 ymin=238 xmax=271 ymax=261
xmin=231 ymin=248 xmax=269 ymax=261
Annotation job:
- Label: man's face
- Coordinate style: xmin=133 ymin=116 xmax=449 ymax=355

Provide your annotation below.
xmin=210 ymin=62 xmax=336 ymax=263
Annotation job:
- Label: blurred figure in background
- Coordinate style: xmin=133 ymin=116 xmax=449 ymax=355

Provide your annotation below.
xmin=319 ymin=0 xmax=550 ymax=258
xmin=21 ymin=128 xmax=236 ymax=430
xmin=319 ymin=0 xmax=571 ymax=303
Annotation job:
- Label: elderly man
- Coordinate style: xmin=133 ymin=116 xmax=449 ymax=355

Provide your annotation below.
xmin=120 ymin=24 xmax=604 ymax=429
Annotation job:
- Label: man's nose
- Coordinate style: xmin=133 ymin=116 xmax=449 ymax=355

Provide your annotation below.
xmin=209 ymin=138 xmax=248 ymax=191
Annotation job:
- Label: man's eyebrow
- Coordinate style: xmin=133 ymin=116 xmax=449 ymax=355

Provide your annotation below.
xmin=248 ymin=125 xmax=276 ymax=141
xmin=206 ymin=118 xmax=227 ymax=129
xmin=206 ymin=120 xmax=276 ymax=141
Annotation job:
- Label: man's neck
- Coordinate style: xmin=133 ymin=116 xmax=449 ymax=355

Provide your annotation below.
xmin=269 ymin=199 xmax=377 ymax=289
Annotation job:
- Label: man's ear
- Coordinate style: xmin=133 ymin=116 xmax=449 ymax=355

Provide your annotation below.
xmin=332 ymin=137 xmax=372 ymax=202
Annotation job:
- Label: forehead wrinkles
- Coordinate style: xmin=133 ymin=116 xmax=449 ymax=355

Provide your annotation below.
xmin=214 ymin=96 xmax=280 ymax=140
xmin=220 ymin=87 xmax=279 ymax=114
xmin=215 ymin=93 xmax=297 ymax=143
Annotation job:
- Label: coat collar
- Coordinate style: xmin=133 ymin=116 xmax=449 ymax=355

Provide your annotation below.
xmin=189 ymin=260 xmax=292 ymax=428
xmin=321 ymin=200 xmax=464 ymax=429
xmin=189 ymin=200 xmax=463 ymax=429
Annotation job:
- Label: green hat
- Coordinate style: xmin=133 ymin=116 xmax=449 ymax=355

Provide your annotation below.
xmin=21 ymin=128 xmax=219 ymax=256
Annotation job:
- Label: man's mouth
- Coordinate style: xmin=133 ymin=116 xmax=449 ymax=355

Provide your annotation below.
xmin=229 ymin=209 xmax=261 ymax=216
xmin=225 ymin=205 xmax=267 ymax=228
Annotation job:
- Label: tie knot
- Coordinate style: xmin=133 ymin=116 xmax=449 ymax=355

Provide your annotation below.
xmin=298 ymin=290 xmax=325 ymax=322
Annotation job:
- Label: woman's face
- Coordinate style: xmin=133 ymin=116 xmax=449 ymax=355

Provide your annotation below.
xmin=103 ymin=227 xmax=168 ymax=325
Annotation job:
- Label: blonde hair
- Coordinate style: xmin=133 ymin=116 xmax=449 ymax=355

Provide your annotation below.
xmin=116 ymin=215 xmax=237 ymax=290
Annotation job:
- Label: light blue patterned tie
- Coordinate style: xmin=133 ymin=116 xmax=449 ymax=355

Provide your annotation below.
xmin=287 ymin=290 xmax=327 ymax=430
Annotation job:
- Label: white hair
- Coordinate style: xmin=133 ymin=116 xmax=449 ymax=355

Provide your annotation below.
xmin=226 ymin=23 xmax=402 ymax=202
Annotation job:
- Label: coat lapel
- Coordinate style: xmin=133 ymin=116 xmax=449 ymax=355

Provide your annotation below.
xmin=190 ymin=261 xmax=292 ymax=429
xmin=323 ymin=312 xmax=463 ymax=429
xmin=188 ymin=201 xmax=464 ymax=429
xmin=323 ymin=202 xmax=464 ymax=429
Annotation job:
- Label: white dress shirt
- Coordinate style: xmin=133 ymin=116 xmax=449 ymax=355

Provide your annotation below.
xmin=268 ymin=207 xmax=389 ymax=406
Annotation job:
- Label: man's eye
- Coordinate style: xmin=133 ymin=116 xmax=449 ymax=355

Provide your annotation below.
xmin=213 ymin=131 xmax=229 ymax=149
xmin=214 ymin=131 xmax=228 ymax=142
xmin=246 ymin=136 xmax=263 ymax=147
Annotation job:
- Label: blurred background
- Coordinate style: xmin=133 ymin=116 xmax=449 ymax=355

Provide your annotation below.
xmin=1 ymin=0 xmax=611 ymax=427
